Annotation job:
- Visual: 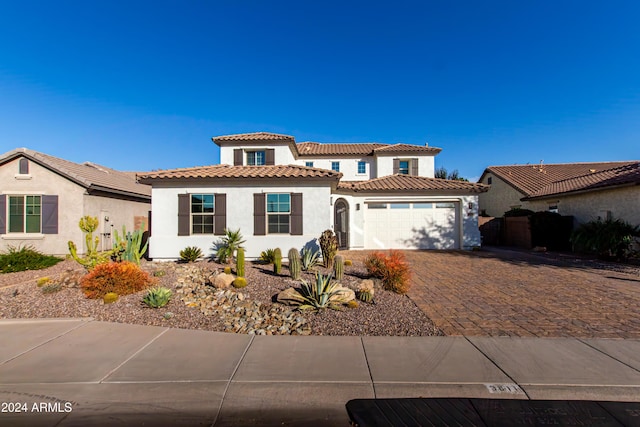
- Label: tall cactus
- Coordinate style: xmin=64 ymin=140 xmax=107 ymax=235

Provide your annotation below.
xmin=333 ymin=254 xmax=345 ymax=280
xmin=319 ymin=229 xmax=338 ymax=268
xmin=68 ymin=216 xmax=110 ymax=270
xmin=273 ymin=248 xmax=282 ymax=274
xmin=288 ymin=248 xmax=301 ymax=280
xmin=236 ymin=247 xmax=245 ymax=277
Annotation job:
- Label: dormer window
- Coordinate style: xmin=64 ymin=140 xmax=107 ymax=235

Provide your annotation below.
xmin=19 ymin=158 xmax=29 ymax=174
xmin=398 ymin=161 xmax=409 ymax=175
xmin=246 ymin=151 xmax=266 ymax=166
xmin=393 ymin=158 xmax=418 ymax=175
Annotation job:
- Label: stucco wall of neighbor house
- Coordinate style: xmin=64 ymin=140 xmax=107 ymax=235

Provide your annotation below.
xmin=478 ymin=174 xmax=527 ymax=217
xmin=148 ymin=182 xmax=332 ymax=260
xmin=525 ymin=186 xmax=640 ymax=226
xmin=83 ymin=194 xmax=150 ymax=252
xmin=219 ymin=141 xmax=295 ymax=165
xmin=293 ymin=157 xmax=375 ymax=180
xmin=0 ymin=157 xmax=85 ymax=255
xmin=375 ymin=154 xmax=435 ymax=178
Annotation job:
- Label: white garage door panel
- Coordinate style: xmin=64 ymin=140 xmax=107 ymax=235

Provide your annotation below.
xmin=364 ymin=202 xmax=459 ymax=250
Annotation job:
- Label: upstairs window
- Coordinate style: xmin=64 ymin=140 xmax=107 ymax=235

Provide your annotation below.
xmin=191 ymin=194 xmax=214 ymax=234
xmin=305 ymin=161 xmax=314 ymax=167
xmin=357 ymin=161 xmax=366 ymax=174
xmin=19 ymin=158 xmax=29 ymax=174
xmin=267 ymin=193 xmax=290 ymax=234
xmin=246 ymin=151 xmax=266 ymax=166
xmin=9 ymin=195 xmax=41 ymax=233
xmin=398 ymin=160 xmax=410 ymax=175
xmin=331 ymin=161 xmax=340 ymax=172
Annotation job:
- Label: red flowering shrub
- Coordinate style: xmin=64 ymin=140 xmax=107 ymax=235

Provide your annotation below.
xmin=80 ymin=261 xmax=155 ymax=299
xmin=364 ymin=250 xmax=412 ymax=294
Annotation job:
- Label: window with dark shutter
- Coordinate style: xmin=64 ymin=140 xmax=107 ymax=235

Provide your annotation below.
xmin=393 ymin=159 xmax=400 ymax=174
xmin=177 ymin=194 xmax=190 ymax=236
xmin=290 ymin=193 xmax=303 ymax=235
xmin=253 ymin=193 xmax=266 ymax=235
xmin=266 ymin=149 xmax=275 ymax=165
xmin=410 ymin=159 xmax=419 ymax=176
xmin=234 ymin=149 xmax=243 ymax=166
xmin=0 ymin=195 xmax=5 ymax=234
xmin=41 ymin=195 xmax=58 ymax=234
xmin=214 ymin=194 xmax=226 ymax=235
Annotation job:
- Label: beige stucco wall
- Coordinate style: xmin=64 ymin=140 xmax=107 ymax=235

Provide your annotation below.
xmin=1 ymin=157 xmax=150 ymax=256
xmin=478 ymin=174 xmax=527 ymax=217
xmin=526 ymin=186 xmax=640 ymax=226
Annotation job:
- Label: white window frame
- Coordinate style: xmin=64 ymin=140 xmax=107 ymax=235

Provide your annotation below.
xmin=357 ymin=161 xmax=366 ymax=174
xmin=266 ymin=193 xmax=291 ymax=234
xmin=191 ymin=194 xmax=215 ymax=234
xmin=331 ymin=161 xmax=340 ymax=172
xmin=246 ymin=150 xmax=266 ymax=166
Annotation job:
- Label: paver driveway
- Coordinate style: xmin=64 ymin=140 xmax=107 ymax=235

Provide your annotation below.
xmin=345 ymin=248 xmax=640 ymax=338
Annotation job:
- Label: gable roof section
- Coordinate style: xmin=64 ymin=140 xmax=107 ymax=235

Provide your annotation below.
xmin=212 ymin=132 xmax=295 ymax=144
xmin=338 ymin=174 xmax=488 ymax=193
xmin=0 ymin=148 xmax=151 ymax=199
xmin=523 ymin=162 xmax=640 ymax=200
xmin=482 ymin=161 xmax=637 ymax=196
xmin=138 ymin=164 xmax=342 ymax=182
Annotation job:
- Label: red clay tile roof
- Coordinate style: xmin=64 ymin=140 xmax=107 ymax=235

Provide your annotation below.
xmin=138 ymin=164 xmax=342 ymax=182
xmin=372 ymin=143 xmax=442 ymax=155
xmin=0 ymin=148 xmax=151 ymax=199
xmin=295 ymin=142 xmax=441 ymax=156
xmin=524 ymin=162 xmax=640 ymax=199
xmin=213 ymin=132 xmax=295 ymax=143
xmin=338 ymin=174 xmax=489 ymax=193
xmin=483 ymin=162 xmax=637 ymax=196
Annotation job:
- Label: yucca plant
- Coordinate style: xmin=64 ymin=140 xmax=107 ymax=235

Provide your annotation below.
xmin=300 ymin=247 xmax=321 ymax=271
xmin=142 ymin=287 xmax=172 ymax=308
xmin=298 ymin=272 xmax=342 ymax=311
xmin=179 ymin=246 xmax=202 ymax=263
xmin=213 ymin=228 xmax=246 ymax=264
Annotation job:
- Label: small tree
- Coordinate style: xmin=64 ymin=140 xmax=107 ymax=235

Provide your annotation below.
xmin=213 ymin=228 xmax=246 ymax=264
xmin=435 ymin=167 xmax=468 ymax=181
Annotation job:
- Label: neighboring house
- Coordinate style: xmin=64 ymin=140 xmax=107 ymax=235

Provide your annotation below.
xmin=0 ymin=148 xmax=151 ymax=255
xmin=478 ymin=161 xmax=640 ymax=225
xmin=139 ymin=132 xmax=488 ymax=260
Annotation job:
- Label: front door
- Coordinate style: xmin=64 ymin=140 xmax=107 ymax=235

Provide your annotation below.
xmin=334 ymin=199 xmax=349 ymax=250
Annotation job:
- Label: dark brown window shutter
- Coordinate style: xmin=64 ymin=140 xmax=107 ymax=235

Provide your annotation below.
xmin=214 ymin=194 xmax=226 ymax=235
xmin=410 ymin=159 xmax=419 ymax=176
xmin=41 ymin=195 xmax=58 ymax=234
xmin=266 ymin=149 xmax=275 ymax=165
xmin=393 ymin=158 xmax=400 ymax=174
xmin=290 ymin=193 xmax=303 ymax=235
xmin=253 ymin=193 xmax=266 ymax=236
xmin=178 ymin=194 xmax=190 ymax=236
xmin=234 ymin=149 xmax=243 ymax=166
xmin=0 ymin=195 xmax=5 ymax=234
xmin=19 ymin=158 xmax=29 ymax=174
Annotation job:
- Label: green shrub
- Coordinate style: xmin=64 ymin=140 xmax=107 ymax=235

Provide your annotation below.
xmin=179 ymin=246 xmax=202 ymax=263
xmin=213 ymin=228 xmax=245 ymax=263
xmin=0 ymin=245 xmax=62 ymax=273
xmin=259 ymin=248 xmax=277 ymax=264
xmin=571 ymin=218 xmax=640 ymax=260
xmin=142 ymin=287 xmax=172 ymax=308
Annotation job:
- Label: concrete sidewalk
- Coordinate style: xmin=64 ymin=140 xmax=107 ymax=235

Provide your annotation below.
xmin=1 ymin=319 xmax=639 ymax=426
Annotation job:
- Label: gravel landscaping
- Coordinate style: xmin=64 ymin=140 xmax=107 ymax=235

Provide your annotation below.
xmin=0 ymin=257 xmax=442 ymax=336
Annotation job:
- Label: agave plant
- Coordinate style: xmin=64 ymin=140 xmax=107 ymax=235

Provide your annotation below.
xmin=142 ymin=287 xmax=172 ymax=308
xmin=298 ymin=272 xmax=342 ymax=310
xmin=179 ymin=246 xmax=202 ymax=263
xmin=300 ymin=247 xmax=321 ymax=271
xmin=213 ymin=228 xmax=246 ymax=264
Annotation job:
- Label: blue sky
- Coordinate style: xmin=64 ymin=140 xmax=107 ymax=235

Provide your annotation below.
xmin=1 ymin=1 xmax=638 ymax=181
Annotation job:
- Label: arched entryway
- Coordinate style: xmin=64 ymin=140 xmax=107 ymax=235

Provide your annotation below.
xmin=334 ymin=198 xmax=349 ymax=250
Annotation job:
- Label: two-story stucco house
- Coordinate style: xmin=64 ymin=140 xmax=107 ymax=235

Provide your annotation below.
xmin=0 ymin=148 xmax=151 ymax=255
xmin=138 ymin=132 xmax=488 ymax=259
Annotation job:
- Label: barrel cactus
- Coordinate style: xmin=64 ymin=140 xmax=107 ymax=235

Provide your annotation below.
xmin=103 ymin=292 xmax=119 ymax=304
xmin=233 ymin=277 xmax=247 ymax=288
xmin=288 ymin=248 xmax=301 ymax=280
xmin=356 ymin=280 xmax=375 ymax=303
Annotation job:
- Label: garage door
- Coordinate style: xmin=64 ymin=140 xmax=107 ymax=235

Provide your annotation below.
xmin=364 ymin=202 xmax=460 ymax=249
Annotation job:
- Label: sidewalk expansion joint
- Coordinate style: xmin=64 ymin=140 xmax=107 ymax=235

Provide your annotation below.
xmin=360 ymin=337 xmax=377 ymax=398
xmin=463 ymin=336 xmax=532 ymax=400
xmin=578 ymin=338 xmax=640 ymax=374
xmin=98 ymin=327 xmax=170 ymax=383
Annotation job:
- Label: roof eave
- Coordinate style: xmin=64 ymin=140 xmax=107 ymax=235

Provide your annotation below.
xmin=522 ymin=181 xmax=639 ymax=201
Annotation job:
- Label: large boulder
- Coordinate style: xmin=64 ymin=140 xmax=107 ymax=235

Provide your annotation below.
xmin=213 ymin=273 xmax=235 ymax=289
xmin=329 ymin=285 xmax=355 ymax=304
xmin=277 ymin=287 xmax=305 ymax=306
